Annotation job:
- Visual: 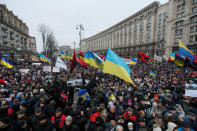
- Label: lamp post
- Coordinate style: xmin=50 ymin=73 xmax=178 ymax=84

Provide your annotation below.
xmin=76 ymin=24 xmax=84 ymax=51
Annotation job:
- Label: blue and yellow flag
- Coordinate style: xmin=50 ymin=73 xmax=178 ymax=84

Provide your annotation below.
xmin=60 ymin=50 xmax=66 ymax=59
xmin=175 ymin=53 xmax=184 ymax=66
xmin=169 ymin=52 xmax=175 ymax=61
xmin=150 ymin=71 xmax=156 ymax=77
xmin=146 ymin=51 xmax=150 ymax=56
xmin=88 ymin=51 xmax=104 ymax=68
xmin=78 ymin=89 xmax=90 ymax=101
xmin=84 ymin=53 xmax=89 ymax=64
xmin=65 ymin=52 xmax=71 ymax=59
xmin=1 ymin=57 xmax=13 ymax=68
xmin=130 ymin=58 xmax=138 ymax=65
xmin=179 ymin=40 xmax=196 ymax=63
xmin=102 ymin=48 xmax=135 ymax=86
xmin=40 ymin=53 xmax=52 ymax=63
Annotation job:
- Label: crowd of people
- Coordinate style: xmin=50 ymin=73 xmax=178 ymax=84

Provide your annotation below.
xmin=0 ymin=58 xmax=197 ymax=131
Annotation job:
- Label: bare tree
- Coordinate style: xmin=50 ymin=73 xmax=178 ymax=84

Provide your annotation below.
xmin=38 ymin=24 xmax=57 ymax=58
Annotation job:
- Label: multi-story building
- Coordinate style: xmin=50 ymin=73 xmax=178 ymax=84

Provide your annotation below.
xmin=168 ymin=0 xmax=197 ymax=54
xmin=0 ymin=4 xmax=37 ymax=57
xmin=81 ymin=0 xmax=197 ymax=58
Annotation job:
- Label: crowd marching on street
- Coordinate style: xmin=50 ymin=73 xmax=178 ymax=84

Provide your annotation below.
xmin=0 ymin=51 xmax=197 ymax=131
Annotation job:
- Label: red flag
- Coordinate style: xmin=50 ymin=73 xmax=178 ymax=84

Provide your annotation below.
xmin=71 ymin=49 xmax=77 ymax=72
xmin=90 ymin=112 xmax=100 ymax=122
xmin=80 ymin=51 xmax=84 ymax=61
xmin=80 ymin=51 xmax=84 ymax=57
xmin=0 ymin=79 xmax=7 ymax=84
xmin=76 ymin=57 xmax=87 ymax=67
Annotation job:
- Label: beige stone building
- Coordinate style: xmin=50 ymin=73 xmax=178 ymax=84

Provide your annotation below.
xmin=167 ymin=0 xmax=197 ymax=55
xmin=81 ymin=0 xmax=197 ymax=58
xmin=0 ymin=4 xmax=37 ymax=57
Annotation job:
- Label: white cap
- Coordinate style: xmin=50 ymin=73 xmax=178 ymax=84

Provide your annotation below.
xmin=128 ymin=122 xmax=133 ymax=126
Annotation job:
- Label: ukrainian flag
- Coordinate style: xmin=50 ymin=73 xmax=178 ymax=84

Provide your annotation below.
xmin=169 ymin=52 xmax=175 ymax=61
xmin=175 ymin=53 xmax=184 ymax=66
xmin=102 ymin=48 xmax=135 ymax=86
xmin=88 ymin=51 xmax=104 ymax=68
xmin=65 ymin=53 xmax=71 ymax=59
xmin=150 ymin=71 xmax=156 ymax=77
xmin=1 ymin=57 xmax=13 ymax=68
xmin=179 ymin=40 xmax=196 ymax=63
xmin=78 ymin=89 xmax=90 ymax=101
xmin=40 ymin=53 xmax=52 ymax=63
xmin=84 ymin=53 xmax=89 ymax=64
xmin=60 ymin=50 xmax=66 ymax=59
xmin=146 ymin=51 xmax=150 ymax=56
xmin=130 ymin=58 xmax=138 ymax=65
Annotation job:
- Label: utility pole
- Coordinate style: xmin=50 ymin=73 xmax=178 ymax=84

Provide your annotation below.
xmin=76 ymin=24 xmax=84 ymax=51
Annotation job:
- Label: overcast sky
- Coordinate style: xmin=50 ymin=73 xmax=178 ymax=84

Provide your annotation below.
xmin=1 ymin=0 xmax=168 ymax=52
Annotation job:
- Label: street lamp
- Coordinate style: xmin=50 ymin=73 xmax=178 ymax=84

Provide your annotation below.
xmin=76 ymin=24 xmax=84 ymax=51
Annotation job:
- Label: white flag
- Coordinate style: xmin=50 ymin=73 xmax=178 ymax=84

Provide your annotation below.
xmin=55 ymin=57 xmax=67 ymax=70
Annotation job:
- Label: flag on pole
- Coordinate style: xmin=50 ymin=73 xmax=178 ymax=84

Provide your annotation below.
xmin=0 ymin=57 xmax=13 ymax=68
xmin=130 ymin=58 xmax=138 ymax=65
xmin=40 ymin=53 xmax=52 ymax=63
xmin=169 ymin=52 xmax=175 ymax=61
xmin=88 ymin=51 xmax=104 ymax=69
xmin=55 ymin=56 xmax=67 ymax=70
xmin=179 ymin=40 xmax=197 ymax=63
xmin=102 ymin=48 xmax=135 ymax=86
xmin=80 ymin=51 xmax=84 ymax=61
xmin=71 ymin=49 xmax=77 ymax=72
xmin=60 ymin=50 xmax=66 ymax=59
xmin=84 ymin=53 xmax=89 ymax=64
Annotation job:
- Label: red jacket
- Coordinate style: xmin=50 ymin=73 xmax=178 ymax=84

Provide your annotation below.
xmin=123 ymin=112 xmax=137 ymax=122
xmin=51 ymin=114 xmax=66 ymax=128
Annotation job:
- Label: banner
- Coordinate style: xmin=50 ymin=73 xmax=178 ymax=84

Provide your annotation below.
xmin=53 ymin=67 xmax=60 ymax=72
xmin=43 ymin=66 xmax=51 ymax=72
xmin=19 ymin=69 xmax=30 ymax=74
xmin=67 ymin=79 xmax=90 ymax=86
xmin=154 ymin=55 xmax=162 ymax=62
xmin=185 ymin=84 xmax=197 ymax=97
xmin=32 ymin=63 xmax=41 ymax=65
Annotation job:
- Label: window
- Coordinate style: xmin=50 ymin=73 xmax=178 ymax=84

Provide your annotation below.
xmin=163 ymin=12 xmax=168 ymax=18
xmin=176 ymin=20 xmax=184 ymax=27
xmin=191 ymin=16 xmax=197 ymax=23
xmin=195 ymin=35 xmax=197 ymax=41
xmin=190 ymin=26 xmax=197 ymax=33
xmin=194 ymin=0 xmax=197 ymax=4
xmin=177 ymin=4 xmax=185 ymax=11
xmin=192 ymin=7 xmax=197 ymax=13
xmin=159 ymin=14 xmax=162 ymax=21
xmin=141 ymin=15 xmax=145 ymax=21
xmin=175 ymin=29 xmax=183 ymax=36
xmin=178 ymin=0 xmax=183 ymax=3
xmin=148 ymin=12 xmax=152 ymax=18
xmin=177 ymin=12 xmax=185 ymax=18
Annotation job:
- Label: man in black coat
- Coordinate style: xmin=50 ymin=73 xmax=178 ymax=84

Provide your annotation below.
xmin=32 ymin=114 xmax=54 ymax=131
xmin=60 ymin=116 xmax=80 ymax=131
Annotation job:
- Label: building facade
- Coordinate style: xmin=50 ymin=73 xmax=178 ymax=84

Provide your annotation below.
xmin=168 ymin=0 xmax=197 ymax=54
xmin=0 ymin=4 xmax=37 ymax=57
xmin=81 ymin=0 xmax=197 ymax=58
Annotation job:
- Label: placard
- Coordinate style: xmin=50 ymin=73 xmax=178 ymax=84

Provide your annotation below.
xmin=43 ymin=66 xmax=51 ymax=72
xmin=19 ymin=69 xmax=30 ymax=74
xmin=53 ymin=67 xmax=60 ymax=72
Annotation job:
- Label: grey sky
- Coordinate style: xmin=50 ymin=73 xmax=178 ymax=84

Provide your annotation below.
xmin=1 ymin=0 xmax=168 ymax=52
